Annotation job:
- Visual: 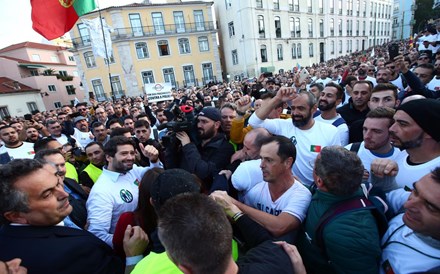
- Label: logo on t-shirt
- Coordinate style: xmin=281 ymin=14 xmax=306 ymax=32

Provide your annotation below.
xmin=120 ymin=189 xmax=133 ymax=203
xmin=310 ymin=145 xmax=321 ymax=152
xmin=133 ymin=179 xmax=140 ymax=186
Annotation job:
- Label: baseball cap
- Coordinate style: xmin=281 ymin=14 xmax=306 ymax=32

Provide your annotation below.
xmin=198 ymin=107 xmax=221 ymax=122
xmin=73 ymin=116 xmax=87 ymax=124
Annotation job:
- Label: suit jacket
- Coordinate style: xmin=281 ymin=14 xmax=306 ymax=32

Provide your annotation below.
xmin=64 ymin=178 xmax=88 ymax=228
xmin=0 ymin=225 xmax=124 ymax=274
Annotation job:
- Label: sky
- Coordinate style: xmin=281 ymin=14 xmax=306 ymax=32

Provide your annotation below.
xmin=0 ymin=0 xmax=157 ymax=50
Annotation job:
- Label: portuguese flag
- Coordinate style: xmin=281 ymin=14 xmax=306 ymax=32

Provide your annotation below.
xmin=31 ymin=0 xmax=96 ymax=40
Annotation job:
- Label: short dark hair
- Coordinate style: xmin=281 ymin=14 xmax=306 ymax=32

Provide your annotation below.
xmin=108 ymin=119 xmax=122 ymax=127
xmin=123 ymin=115 xmax=134 ymax=122
xmin=85 ymin=141 xmax=104 ymax=152
xmin=33 ymin=137 xmax=57 ymax=153
xmin=109 ymin=127 xmax=132 ymax=138
xmin=366 ymin=107 xmax=396 ymax=127
xmin=371 ymin=83 xmax=398 ymax=99
xmin=0 ymin=125 xmax=13 ymax=132
xmin=158 ymin=193 xmax=231 ymax=274
xmin=325 ymin=82 xmax=344 ymax=100
xmin=0 ymin=159 xmax=44 ymax=224
xmin=416 ymin=63 xmax=435 ymax=76
xmin=310 ymin=83 xmax=324 ymax=92
xmin=34 ymin=148 xmax=63 ymax=161
xmin=260 ymin=135 xmax=296 ymax=167
xmin=353 ymin=80 xmax=374 ymax=91
xmin=104 ymin=136 xmax=135 ymax=157
xmin=431 ymin=167 xmax=440 ymax=185
xmin=314 ymin=146 xmax=364 ymax=196
xmin=91 ymin=121 xmax=105 ymax=129
xmin=134 ymin=120 xmax=150 ymax=129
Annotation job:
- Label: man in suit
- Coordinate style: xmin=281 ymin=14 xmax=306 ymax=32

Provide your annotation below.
xmin=0 ymin=159 xmax=148 ymax=274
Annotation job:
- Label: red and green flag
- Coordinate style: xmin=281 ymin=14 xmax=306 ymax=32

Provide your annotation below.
xmin=31 ymin=0 xmax=96 ymax=40
xmin=310 ymin=145 xmax=322 ymax=153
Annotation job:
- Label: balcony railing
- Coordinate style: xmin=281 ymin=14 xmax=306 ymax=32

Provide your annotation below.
xmin=72 ymin=21 xmax=215 ymax=49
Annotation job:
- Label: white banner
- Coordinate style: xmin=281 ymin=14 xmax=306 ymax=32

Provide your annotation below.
xmin=82 ymin=17 xmax=113 ymax=59
xmin=144 ymin=83 xmax=173 ymax=102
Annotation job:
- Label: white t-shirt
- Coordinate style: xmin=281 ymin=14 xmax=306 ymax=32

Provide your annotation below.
xmin=380 ymin=214 xmax=440 ymax=274
xmin=345 ymin=142 xmax=403 ymax=182
xmin=232 ymin=159 xmax=263 ymax=196
xmin=315 ymin=114 xmax=349 ymax=146
xmin=5 ymin=142 xmax=35 ymax=160
xmin=73 ymin=128 xmax=94 ymax=148
xmin=87 ymin=163 xmax=162 ymax=247
xmin=239 ymin=179 xmax=311 ymax=222
xmin=314 ymin=77 xmax=332 ymax=86
xmin=394 ymin=153 xmax=440 ymax=189
xmin=427 ymin=76 xmax=440 ymax=92
xmin=248 ymin=115 xmax=341 ymax=186
xmin=390 ymin=74 xmax=407 ymax=93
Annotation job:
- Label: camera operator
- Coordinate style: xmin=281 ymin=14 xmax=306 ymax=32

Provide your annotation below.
xmin=164 ymin=106 xmax=235 ymax=191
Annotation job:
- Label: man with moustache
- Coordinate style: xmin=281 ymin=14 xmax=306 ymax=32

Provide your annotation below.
xmin=314 ymin=82 xmax=349 ymax=145
xmin=249 ymin=88 xmax=341 ymax=186
xmin=0 ymin=126 xmax=35 ymax=162
xmin=345 ymin=107 xmax=403 ymax=184
xmin=357 ymin=63 xmax=377 ymax=86
xmin=79 ymin=142 xmax=106 ymax=189
xmin=72 ymin=116 xmax=94 ymax=148
xmin=371 ymin=99 xmax=440 ymax=189
xmin=165 ymin=107 xmax=235 ymax=191
xmin=25 ymin=126 xmax=42 ymax=143
xmin=337 ymin=80 xmax=372 ymax=128
xmin=86 ymin=136 xmax=162 ymax=246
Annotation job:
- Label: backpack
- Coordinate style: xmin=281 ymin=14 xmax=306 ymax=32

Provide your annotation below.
xmin=313 ymin=184 xmax=389 ymax=259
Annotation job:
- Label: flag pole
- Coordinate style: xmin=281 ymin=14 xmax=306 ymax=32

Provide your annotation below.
xmin=96 ymin=0 xmax=115 ymax=102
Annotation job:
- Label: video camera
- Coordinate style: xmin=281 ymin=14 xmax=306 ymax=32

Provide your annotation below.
xmin=158 ymin=105 xmax=195 ymax=147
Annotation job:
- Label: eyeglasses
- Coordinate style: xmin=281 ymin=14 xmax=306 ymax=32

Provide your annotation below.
xmin=418 ymin=57 xmax=429 ymax=60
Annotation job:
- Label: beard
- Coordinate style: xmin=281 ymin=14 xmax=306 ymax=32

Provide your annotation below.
xmin=292 ymin=111 xmax=313 ymax=128
xmin=318 ymin=100 xmax=336 ymax=111
xmin=198 ymin=125 xmax=216 ymax=140
xmin=390 ymin=132 xmax=424 ymax=149
xmin=111 ymin=159 xmax=134 ymax=173
xmin=376 ymin=78 xmax=387 ymax=83
xmin=358 ymin=69 xmax=366 ymax=76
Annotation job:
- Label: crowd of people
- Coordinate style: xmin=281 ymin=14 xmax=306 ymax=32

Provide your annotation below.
xmin=0 ymin=29 xmax=440 ymax=274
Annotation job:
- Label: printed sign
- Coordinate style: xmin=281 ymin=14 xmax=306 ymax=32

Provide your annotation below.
xmin=144 ymin=83 xmax=173 ymax=102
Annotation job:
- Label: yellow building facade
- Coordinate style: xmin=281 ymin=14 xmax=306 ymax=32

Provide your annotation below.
xmin=69 ymin=1 xmax=221 ymax=101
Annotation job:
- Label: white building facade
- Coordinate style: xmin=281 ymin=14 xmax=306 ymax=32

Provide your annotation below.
xmin=215 ymin=0 xmax=394 ymax=79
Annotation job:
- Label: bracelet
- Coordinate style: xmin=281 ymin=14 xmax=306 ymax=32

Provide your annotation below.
xmin=232 ymin=212 xmax=244 ymax=222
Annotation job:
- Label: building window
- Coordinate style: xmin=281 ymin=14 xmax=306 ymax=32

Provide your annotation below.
xmin=338 ymin=19 xmax=343 ymax=36
xmin=297 ymin=43 xmax=302 ymax=58
xmin=152 ymin=12 xmax=165 ymax=35
xmin=54 ymin=102 xmax=62 ymax=109
xmin=51 ymin=56 xmax=59 ymax=63
xmin=66 ymin=85 xmax=76 ymax=95
xmin=275 ymin=17 xmax=281 ymax=38
xmin=307 ymin=0 xmax=312 ymax=12
xmin=59 ymin=71 xmax=67 ymax=77
xmin=356 ymin=0 xmax=360 ymax=16
xmin=198 ymin=36 xmax=209 ymax=52
xmin=135 ymin=42 xmax=149 ymax=59
xmin=48 ymin=85 xmax=56 ymax=92
xmin=288 ymin=0 xmax=294 ymax=11
xmin=319 ymin=19 xmax=324 ymax=37
xmin=294 ymin=0 xmax=299 ymax=11
xmin=202 ymin=63 xmax=214 ymax=84
xmin=178 ymin=38 xmax=191 ymax=54
xmin=295 ymin=18 xmax=301 ymax=37
xmin=338 ymin=0 xmax=342 ymax=14
xmin=363 ymin=21 xmax=366 ymax=36
xmin=256 ymin=0 xmax=263 ymax=8
xmin=68 ymin=56 xmax=75 ymax=61
xmin=0 ymin=106 xmax=10 ymax=119
xmin=194 ymin=10 xmax=205 ymax=31
xmin=158 ymin=40 xmax=170 ymax=56
xmin=129 ymin=13 xmax=143 ymax=37
xmin=363 ymin=1 xmax=366 ymax=17
xmin=331 ymin=41 xmax=335 ymax=54
xmin=289 ymin=18 xmax=295 ymax=37
xmin=308 ymin=18 xmax=313 ymax=38
xmin=32 ymin=54 xmax=40 ymax=61
xmin=142 ymin=71 xmax=155 ymax=84
xmin=111 ymin=76 xmax=124 ymax=98
xmin=228 ymin=22 xmax=235 ymax=37
xmin=319 ymin=0 xmax=324 ymax=13
xmin=339 ymin=40 xmax=342 ymax=53
xmin=173 ymin=11 xmax=186 ymax=33
xmin=163 ymin=68 xmax=176 ymax=87
xmin=104 ymin=55 xmax=115 ymax=65
xmin=258 ymin=15 xmax=265 ymax=38
xmin=309 ymin=43 xmax=314 ymax=57
xmin=232 ymin=50 xmax=238 ymax=65
xmin=183 ymin=65 xmax=195 ymax=86
xmin=277 ymin=44 xmax=283 ymax=61
xmin=225 ymin=0 xmax=232 ymax=9
xmin=92 ymin=79 xmax=106 ymax=101
xmin=330 ymin=0 xmax=334 ymax=13
xmin=330 ymin=19 xmax=334 ymax=36
xmin=84 ymin=51 xmax=96 ymax=68
xmin=291 ymin=43 xmax=297 ymax=59
xmin=273 ymin=0 xmax=279 ymax=10
xmin=77 ymin=23 xmax=91 ymax=45
xmin=348 ymin=0 xmax=353 ymax=15
xmin=260 ymin=45 xmax=268 ymax=62
xmin=27 ymin=102 xmax=38 ymax=112
xmin=356 ymin=20 xmax=360 ymax=36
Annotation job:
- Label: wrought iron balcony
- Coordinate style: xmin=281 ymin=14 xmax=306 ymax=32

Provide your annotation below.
xmin=72 ymin=21 xmax=216 ymax=49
